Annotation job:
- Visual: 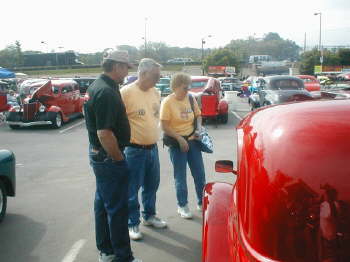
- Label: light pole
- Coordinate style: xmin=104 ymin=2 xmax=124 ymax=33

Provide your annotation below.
xmin=144 ymin=17 xmax=147 ymax=57
xmin=201 ymin=35 xmax=212 ymax=75
xmin=314 ymin=12 xmax=323 ymax=67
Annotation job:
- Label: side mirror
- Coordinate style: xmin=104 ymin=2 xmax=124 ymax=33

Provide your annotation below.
xmin=215 ymin=160 xmax=237 ymax=175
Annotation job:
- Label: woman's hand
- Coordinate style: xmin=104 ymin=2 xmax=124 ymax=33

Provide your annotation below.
xmin=178 ymin=136 xmax=189 ymax=152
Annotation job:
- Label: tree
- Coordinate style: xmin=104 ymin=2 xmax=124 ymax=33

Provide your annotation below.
xmin=338 ymin=49 xmax=350 ymax=65
xmin=299 ymin=49 xmax=321 ymax=75
xmin=0 ymin=41 xmax=24 ymax=68
xmin=203 ymin=48 xmax=239 ymax=72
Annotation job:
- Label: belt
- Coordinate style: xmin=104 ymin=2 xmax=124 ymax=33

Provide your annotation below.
xmin=129 ymin=143 xmax=156 ymax=150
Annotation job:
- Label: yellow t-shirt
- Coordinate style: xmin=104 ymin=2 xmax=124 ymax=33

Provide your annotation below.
xmin=120 ymin=82 xmax=161 ymax=145
xmin=160 ymin=93 xmax=201 ymax=136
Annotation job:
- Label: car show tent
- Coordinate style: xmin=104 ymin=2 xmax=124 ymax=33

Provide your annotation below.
xmin=0 ymin=68 xmax=15 ymax=79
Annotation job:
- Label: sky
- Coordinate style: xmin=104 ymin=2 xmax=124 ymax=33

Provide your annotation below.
xmin=1 ymin=0 xmax=349 ymax=54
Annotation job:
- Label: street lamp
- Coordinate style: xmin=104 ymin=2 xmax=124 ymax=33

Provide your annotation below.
xmin=201 ymin=35 xmax=212 ymax=75
xmin=144 ymin=17 xmax=147 ymax=57
xmin=314 ymin=12 xmax=323 ymax=66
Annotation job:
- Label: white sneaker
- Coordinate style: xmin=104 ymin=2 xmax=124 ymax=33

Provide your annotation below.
xmin=98 ymin=252 xmax=115 ymax=262
xmin=197 ymin=204 xmax=202 ymax=211
xmin=142 ymin=216 xmax=167 ymax=228
xmin=129 ymin=225 xmax=143 ymax=240
xmin=177 ymin=205 xmax=193 ymax=219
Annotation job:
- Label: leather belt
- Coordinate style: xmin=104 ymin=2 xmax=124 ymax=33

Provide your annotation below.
xmin=129 ymin=143 xmax=156 ymax=150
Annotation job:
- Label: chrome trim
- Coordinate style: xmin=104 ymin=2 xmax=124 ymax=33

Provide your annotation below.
xmin=6 ymin=121 xmax=52 ymax=126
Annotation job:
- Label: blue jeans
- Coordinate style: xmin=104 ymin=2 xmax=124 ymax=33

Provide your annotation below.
xmin=89 ymin=146 xmax=134 ymax=262
xmin=169 ymin=140 xmax=206 ymax=207
xmin=124 ymin=145 xmax=160 ymax=227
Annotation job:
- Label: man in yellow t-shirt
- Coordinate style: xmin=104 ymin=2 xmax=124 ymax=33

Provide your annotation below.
xmin=121 ymin=58 xmax=167 ymax=241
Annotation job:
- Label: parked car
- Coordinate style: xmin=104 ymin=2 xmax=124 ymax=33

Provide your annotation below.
xmin=248 ymin=75 xmax=313 ymax=111
xmin=155 ymin=77 xmax=171 ymax=96
xmin=202 ymin=99 xmax=350 ymax=262
xmin=0 ymin=149 xmax=15 ymax=223
xmin=218 ymin=77 xmax=242 ymax=92
xmin=6 ymin=79 xmax=84 ymax=129
xmin=73 ymin=77 xmax=96 ymax=95
xmin=190 ymin=76 xmax=210 ymax=93
xmin=296 ymin=75 xmax=321 ymax=92
xmin=337 ymin=72 xmax=350 ymax=81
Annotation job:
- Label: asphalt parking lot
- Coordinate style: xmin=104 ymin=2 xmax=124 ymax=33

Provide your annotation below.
xmin=0 ymin=95 xmax=250 ymax=262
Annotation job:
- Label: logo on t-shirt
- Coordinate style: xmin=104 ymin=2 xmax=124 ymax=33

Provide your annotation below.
xmin=137 ymin=109 xmax=146 ymax=116
xmin=180 ymin=107 xmax=192 ymax=120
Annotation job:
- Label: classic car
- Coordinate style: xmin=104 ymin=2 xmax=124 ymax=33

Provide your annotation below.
xmin=296 ymin=75 xmax=321 ymax=92
xmin=6 ymin=79 xmax=84 ymax=129
xmin=190 ymin=76 xmax=210 ymax=93
xmin=73 ymin=77 xmax=96 ymax=95
xmin=337 ymin=72 xmax=350 ymax=81
xmin=218 ymin=77 xmax=242 ymax=92
xmin=194 ymin=78 xmax=228 ymax=124
xmin=0 ymin=149 xmax=15 ymax=223
xmin=202 ymin=99 xmax=350 ymax=262
xmin=155 ymin=77 xmax=171 ymax=96
xmin=248 ymin=75 xmax=313 ymax=111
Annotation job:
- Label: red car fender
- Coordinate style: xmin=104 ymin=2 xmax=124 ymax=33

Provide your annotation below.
xmin=202 ymin=182 xmax=234 ymax=262
xmin=218 ymin=99 xmax=228 ymax=115
xmin=47 ymin=106 xmax=69 ymax=122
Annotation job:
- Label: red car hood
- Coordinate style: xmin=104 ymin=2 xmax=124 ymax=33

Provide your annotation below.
xmin=31 ymin=80 xmax=54 ymax=104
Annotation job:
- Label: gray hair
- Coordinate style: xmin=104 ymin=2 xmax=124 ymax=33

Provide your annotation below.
xmin=137 ymin=58 xmax=162 ymax=76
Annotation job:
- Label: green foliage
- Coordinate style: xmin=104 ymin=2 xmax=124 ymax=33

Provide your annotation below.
xmin=338 ymin=49 xmax=350 ymax=65
xmin=203 ymin=48 xmax=239 ymax=72
xmin=226 ymin=32 xmax=300 ymax=62
xmin=0 ymin=41 xmax=24 ymax=68
xmin=299 ymin=48 xmax=350 ymax=74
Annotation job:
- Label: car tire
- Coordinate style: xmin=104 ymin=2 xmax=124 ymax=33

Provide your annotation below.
xmin=51 ymin=112 xmax=63 ymax=129
xmin=0 ymin=180 xmax=7 ymax=223
xmin=9 ymin=125 xmax=20 ymax=130
xmin=220 ymin=113 xmax=228 ymax=124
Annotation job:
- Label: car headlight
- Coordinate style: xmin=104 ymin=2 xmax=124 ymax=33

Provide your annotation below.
xmin=39 ymin=105 xmax=46 ymax=112
xmin=10 ymin=105 xmax=20 ymax=112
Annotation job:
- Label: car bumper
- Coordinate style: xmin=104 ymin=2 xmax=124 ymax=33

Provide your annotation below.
xmin=6 ymin=120 xmax=52 ymax=126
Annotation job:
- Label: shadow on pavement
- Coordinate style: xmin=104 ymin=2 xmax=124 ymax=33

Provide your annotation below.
xmin=0 ymin=214 xmax=46 ymax=262
xmin=142 ymin=229 xmax=201 ymax=262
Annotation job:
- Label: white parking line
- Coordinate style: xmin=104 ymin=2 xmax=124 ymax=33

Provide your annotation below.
xmin=59 ymin=120 xmax=85 ymax=134
xmin=61 ymin=239 xmax=87 ymax=262
xmin=231 ymin=111 xmax=243 ymax=121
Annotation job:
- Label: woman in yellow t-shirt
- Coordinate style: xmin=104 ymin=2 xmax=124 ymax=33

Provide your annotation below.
xmin=160 ymin=73 xmax=206 ymax=219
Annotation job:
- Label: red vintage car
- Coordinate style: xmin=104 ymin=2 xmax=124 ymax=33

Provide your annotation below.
xmin=296 ymin=75 xmax=321 ymax=92
xmin=6 ymin=80 xmax=84 ymax=129
xmin=202 ymin=99 xmax=350 ymax=262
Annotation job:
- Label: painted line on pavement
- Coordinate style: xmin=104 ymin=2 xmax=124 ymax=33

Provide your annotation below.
xmin=59 ymin=120 xmax=85 ymax=134
xmin=231 ymin=110 xmax=243 ymax=121
xmin=61 ymin=239 xmax=87 ymax=262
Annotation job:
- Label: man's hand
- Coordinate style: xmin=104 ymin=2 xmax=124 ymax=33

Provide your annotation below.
xmin=97 ymin=129 xmax=124 ymax=161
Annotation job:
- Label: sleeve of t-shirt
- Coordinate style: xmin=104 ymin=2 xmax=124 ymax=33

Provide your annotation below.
xmin=193 ymin=97 xmax=201 ymax=117
xmin=94 ymin=89 xmax=118 ymax=130
xmin=160 ymin=98 xmax=171 ymax=121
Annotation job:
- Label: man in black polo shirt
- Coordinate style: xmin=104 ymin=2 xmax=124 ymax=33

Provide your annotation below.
xmin=84 ymin=50 xmax=141 ymax=262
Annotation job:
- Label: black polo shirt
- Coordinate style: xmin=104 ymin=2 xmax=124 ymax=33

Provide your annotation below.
xmin=84 ymin=74 xmax=130 ymax=149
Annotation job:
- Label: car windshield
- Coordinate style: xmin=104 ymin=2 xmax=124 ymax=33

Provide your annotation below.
xmin=191 ymin=81 xmax=208 ymax=89
xmin=158 ymin=78 xmax=170 ymax=84
xmin=270 ymin=79 xmax=303 ymax=90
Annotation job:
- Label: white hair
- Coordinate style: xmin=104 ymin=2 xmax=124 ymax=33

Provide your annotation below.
xmin=137 ymin=58 xmax=162 ymax=76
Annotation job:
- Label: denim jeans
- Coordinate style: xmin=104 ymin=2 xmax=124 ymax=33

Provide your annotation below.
xmin=124 ymin=145 xmax=160 ymax=227
xmin=169 ymin=140 xmax=206 ymax=207
xmin=89 ymin=146 xmax=134 ymax=262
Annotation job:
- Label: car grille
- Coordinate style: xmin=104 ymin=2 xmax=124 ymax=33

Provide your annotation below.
xmin=23 ymin=102 xmax=40 ymax=121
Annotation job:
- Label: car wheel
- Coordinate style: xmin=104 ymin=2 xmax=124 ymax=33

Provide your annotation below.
xmin=51 ymin=112 xmax=63 ymax=129
xmin=220 ymin=113 xmax=228 ymax=124
xmin=0 ymin=180 xmax=7 ymax=223
xmin=9 ymin=125 xmax=20 ymax=130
